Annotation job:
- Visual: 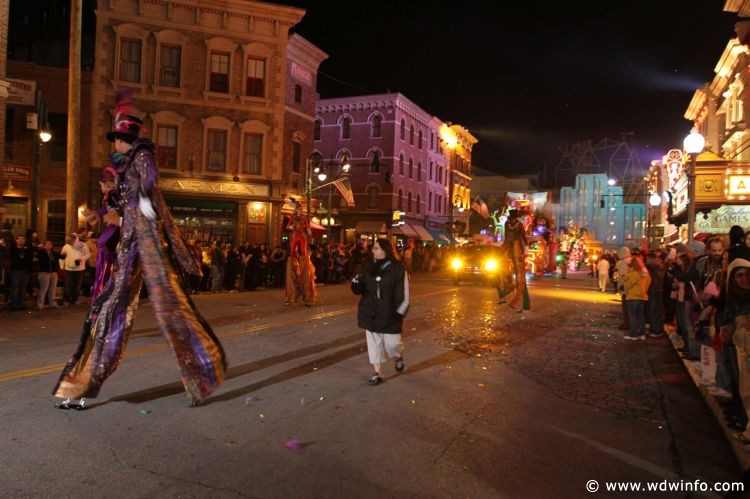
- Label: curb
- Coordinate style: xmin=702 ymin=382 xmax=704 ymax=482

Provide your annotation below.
xmin=668 ymin=332 xmax=750 ymax=470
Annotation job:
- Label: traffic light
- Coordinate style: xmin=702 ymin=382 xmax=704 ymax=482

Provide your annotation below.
xmin=385 ymin=172 xmax=393 ymax=184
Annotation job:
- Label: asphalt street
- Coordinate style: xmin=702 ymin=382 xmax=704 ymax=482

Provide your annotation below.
xmin=0 ymin=270 xmax=744 ymax=498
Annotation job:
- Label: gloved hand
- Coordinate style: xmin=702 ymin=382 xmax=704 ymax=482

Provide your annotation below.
xmin=139 ymin=196 xmax=156 ymax=220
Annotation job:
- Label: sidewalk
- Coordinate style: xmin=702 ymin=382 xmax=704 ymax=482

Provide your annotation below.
xmin=666 ymin=329 xmax=750 ymax=470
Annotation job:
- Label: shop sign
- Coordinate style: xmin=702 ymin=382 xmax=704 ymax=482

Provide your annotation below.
xmin=7 ymin=79 xmax=36 ymax=106
xmin=673 ymin=183 xmax=688 ymax=216
xmin=727 ymin=175 xmax=750 ymax=196
xmin=1 ymin=165 xmax=31 ymax=181
xmin=160 ymin=178 xmax=269 ymax=197
xmin=695 ymin=204 xmax=750 ymax=232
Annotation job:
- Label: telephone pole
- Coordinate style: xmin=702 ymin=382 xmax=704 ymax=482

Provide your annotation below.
xmin=66 ymin=0 xmax=82 ymax=235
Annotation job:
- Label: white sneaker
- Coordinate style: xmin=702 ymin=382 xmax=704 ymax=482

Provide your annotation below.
xmin=624 ymin=335 xmax=638 ymax=341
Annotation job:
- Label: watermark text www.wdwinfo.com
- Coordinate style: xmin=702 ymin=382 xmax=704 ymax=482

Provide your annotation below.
xmin=585 ymin=479 xmax=744 ymax=493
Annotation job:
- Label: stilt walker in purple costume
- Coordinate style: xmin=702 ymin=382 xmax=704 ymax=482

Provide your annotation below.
xmin=53 ymin=90 xmax=227 ymax=409
xmin=87 ymin=156 xmax=123 ymax=299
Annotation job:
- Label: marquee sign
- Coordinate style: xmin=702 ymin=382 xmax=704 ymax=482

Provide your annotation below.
xmin=727 ymin=175 xmax=750 ymax=197
xmin=160 ymin=178 xmax=269 ymax=197
xmin=696 ymin=204 xmax=750 ymax=232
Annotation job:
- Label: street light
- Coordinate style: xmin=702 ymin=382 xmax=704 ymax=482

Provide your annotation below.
xmin=683 ymin=128 xmax=705 ymax=244
xmin=306 ymin=155 xmax=350 ymax=243
xmin=608 ymin=178 xmax=617 ymax=186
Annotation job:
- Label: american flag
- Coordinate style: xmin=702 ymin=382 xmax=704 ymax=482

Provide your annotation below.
xmin=471 ymin=195 xmax=489 ymax=219
xmin=331 ymin=177 xmax=356 ymax=207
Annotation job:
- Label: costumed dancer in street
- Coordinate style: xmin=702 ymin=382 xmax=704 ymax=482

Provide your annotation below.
xmin=284 ymin=199 xmax=317 ymax=306
xmin=53 ymin=90 xmax=227 ymax=409
xmin=503 ymin=209 xmax=530 ymax=312
xmin=351 ymin=238 xmax=409 ymax=385
xmin=86 ymin=155 xmax=124 ymax=299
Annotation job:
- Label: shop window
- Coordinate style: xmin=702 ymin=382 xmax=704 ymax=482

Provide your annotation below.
xmin=210 ymin=52 xmax=230 ymax=93
xmin=46 ymin=199 xmax=66 ymax=245
xmin=314 ymin=119 xmax=321 ymax=141
xmin=367 ymin=186 xmax=380 ymax=209
xmin=207 ymin=129 xmax=227 ymax=172
xmin=245 ymin=57 xmax=265 ymax=97
xmin=48 ymin=113 xmax=67 ymax=162
xmin=120 ymin=39 xmax=142 ymax=83
xmin=5 ymin=108 xmax=14 ymax=160
xmin=341 ymin=117 xmax=351 ymax=139
xmin=372 ymin=115 xmax=381 ymax=137
xmin=371 ymin=152 xmax=380 ymax=173
xmin=292 ymin=142 xmax=301 ymax=173
xmin=156 ymin=125 xmax=177 ymax=169
xmin=242 ymin=133 xmax=262 ymax=175
xmin=159 ymin=44 xmax=181 ymax=87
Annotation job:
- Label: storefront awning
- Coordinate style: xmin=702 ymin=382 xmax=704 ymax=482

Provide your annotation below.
xmin=427 ymin=227 xmax=453 ymax=243
xmin=393 ymin=223 xmax=419 ymax=237
xmin=354 ymin=221 xmax=386 ymax=234
xmin=411 ymin=224 xmax=434 ymax=241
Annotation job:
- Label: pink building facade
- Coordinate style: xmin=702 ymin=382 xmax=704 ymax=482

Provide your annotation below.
xmin=315 ymin=93 xmax=475 ymax=243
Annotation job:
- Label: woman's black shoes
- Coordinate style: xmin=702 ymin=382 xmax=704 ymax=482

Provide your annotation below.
xmin=394 ymin=357 xmax=405 ymax=373
xmin=367 ymin=373 xmax=383 ymax=385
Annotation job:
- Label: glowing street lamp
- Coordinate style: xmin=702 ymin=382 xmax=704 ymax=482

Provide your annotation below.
xmin=683 ymin=128 xmax=705 ymax=244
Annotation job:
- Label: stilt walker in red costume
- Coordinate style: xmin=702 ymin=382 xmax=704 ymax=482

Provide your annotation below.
xmin=285 ymin=199 xmax=317 ymax=306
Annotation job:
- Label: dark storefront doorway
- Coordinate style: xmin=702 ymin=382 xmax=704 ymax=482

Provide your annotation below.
xmin=167 ymin=198 xmax=237 ymax=244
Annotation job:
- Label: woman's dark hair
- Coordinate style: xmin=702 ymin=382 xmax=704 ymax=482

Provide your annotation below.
xmin=374 ymin=238 xmax=401 ymax=262
xmin=730 ymin=225 xmax=745 ymax=246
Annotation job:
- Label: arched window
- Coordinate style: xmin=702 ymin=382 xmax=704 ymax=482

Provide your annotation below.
xmin=399 ymin=154 xmax=404 ymax=175
xmin=371 ymin=151 xmax=380 ymax=173
xmin=398 ymin=189 xmax=403 ymax=210
xmin=400 ymin=119 xmax=405 ymax=140
xmin=408 ymin=158 xmax=413 ymax=179
xmin=429 ymin=191 xmax=432 ymax=211
xmin=417 ymin=161 xmax=422 ymax=182
xmin=314 ymin=119 xmax=321 ymax=141
xmin=418 ymin=130 xmax=423 ymax=149
xmin=407 ymin=192 xmax=412 ymax=213
xmin=367 ymin=185 xmax=380 ymax=209
xmin=429 ymin=161 xmax=433 ymax=180
xmin=409 ymin=125 xmax=414 ymax=145
xmin=416 ymin=194 xmax=421 ymax=214
xmin=341 ymin=117 xmax=351 ymax=139
xmin=372 ymin=115 xmax=382 ymax=137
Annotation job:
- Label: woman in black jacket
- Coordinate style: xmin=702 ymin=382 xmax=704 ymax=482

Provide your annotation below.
xmin=351 ymin=238 xmax=410 ymax=385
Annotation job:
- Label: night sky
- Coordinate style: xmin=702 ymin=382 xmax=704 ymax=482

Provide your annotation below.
xmin=283 ymin=1 xmax=739 ymax=181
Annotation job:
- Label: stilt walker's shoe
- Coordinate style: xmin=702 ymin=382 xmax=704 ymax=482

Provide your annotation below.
xmin=55 ymin=398 xmax=72 ymax=410
xmin=367 ymin=373 xmax=383 ymax=385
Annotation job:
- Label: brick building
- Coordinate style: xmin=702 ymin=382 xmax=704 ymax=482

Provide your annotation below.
xmin=4 ymin=0 xmax=326 ymax=246
xmin=315 ymin=93 xmax=476 ymax=244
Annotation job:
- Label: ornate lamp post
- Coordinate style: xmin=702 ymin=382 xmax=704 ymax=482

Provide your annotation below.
xmin=683 ymin=128 xmax=705 ymax=244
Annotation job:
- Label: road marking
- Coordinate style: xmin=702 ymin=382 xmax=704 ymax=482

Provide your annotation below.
xmin=0 ymin=287 xmax=456 ymax=384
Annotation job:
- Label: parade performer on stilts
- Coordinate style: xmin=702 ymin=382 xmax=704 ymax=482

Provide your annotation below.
xmin=285 ymin=199 xmax=317 ymax=307
xmin=53 ymin=89 xmax=227 ymax=409
xmin=502 ymin=209 xmax=531 ymax=312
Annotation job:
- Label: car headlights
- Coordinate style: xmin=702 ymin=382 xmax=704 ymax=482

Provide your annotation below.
xmin=451 ymin=257 xmax=462 ymax=270
xmin=484 ymin=258 xmax=498 ymax=272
